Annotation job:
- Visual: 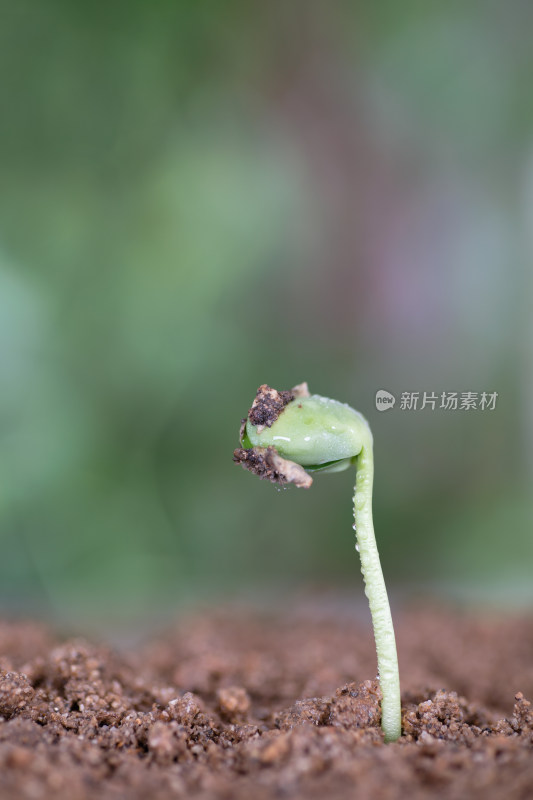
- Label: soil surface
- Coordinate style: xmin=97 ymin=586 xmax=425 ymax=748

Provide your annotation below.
xmin=0 ymin=602 xmax=532 ymax=799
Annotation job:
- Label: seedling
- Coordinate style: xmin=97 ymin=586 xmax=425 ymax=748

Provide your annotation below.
xmin=233 ymin=383 xmax=401 ymax=742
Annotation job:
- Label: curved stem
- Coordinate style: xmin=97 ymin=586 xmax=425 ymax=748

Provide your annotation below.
xmin=353 ymin=444 xmax=401 ymax=742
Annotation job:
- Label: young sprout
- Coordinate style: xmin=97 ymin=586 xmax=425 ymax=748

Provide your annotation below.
xmin=233 ymin=383 xmax=401 ymax=742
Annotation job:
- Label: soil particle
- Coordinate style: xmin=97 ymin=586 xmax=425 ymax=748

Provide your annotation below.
xmin=509 ymin=692 xmax=533 ymax=735
xmin=0 ymin=607 xmax=532 ymax=799
xmin=216 ymin=687 xmax=251 ymax=722
xmin=247 ymin=384 xmax=294 ymax=431
xmin=233 ymin=446 xmax=312 ymax=488
xmin=0 ymin=671 xmax=34 ymax=717
xmin=232 ymin=446 xmax=284 ymax=483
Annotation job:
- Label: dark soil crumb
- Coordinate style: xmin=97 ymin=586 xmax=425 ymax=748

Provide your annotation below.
xmin=0 ymin=605 xmax=532 ymax=799
xmin=233 ymin=446 xmax=312 ymax=488
xmin=247 ymin=384 xmax=294 ymax=430
xmin=233 ymin=445 xmax=282 ymax=482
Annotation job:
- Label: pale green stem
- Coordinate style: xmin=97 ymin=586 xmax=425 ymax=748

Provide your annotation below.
xmin=353 ymin=443 xmax=401 ymax=742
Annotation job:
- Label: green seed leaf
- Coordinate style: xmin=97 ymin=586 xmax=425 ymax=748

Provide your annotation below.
xmin=246 ymin=394 xmax=371 ymax=467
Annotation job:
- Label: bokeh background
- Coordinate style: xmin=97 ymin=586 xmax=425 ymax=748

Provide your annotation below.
xmin=1 ymin=1 xmax=531 ymax=630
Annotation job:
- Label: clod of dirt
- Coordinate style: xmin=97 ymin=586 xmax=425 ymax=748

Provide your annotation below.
xmin=233 ymin=446 xmax=312 ymax=488
xmin=0 ymin=671 xmax=35 ymax=718
xmin=329 ymin=680 xmax=382 ymax=729
xmin=402 ymin=689 xmax=486 ymax=745
xmin=247 ymin=384 xmax=294 ymax=431
xmin=216 ymin=686 xmax=251 ymax=722
xmin=275 ymin=680 xmax=382 ymax=732
xmin=509 ymin=692 xmax=533 ymax=735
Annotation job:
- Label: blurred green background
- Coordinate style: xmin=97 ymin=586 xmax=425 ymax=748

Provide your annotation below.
xmin=1 ymin=1 xmax=531 ymax=628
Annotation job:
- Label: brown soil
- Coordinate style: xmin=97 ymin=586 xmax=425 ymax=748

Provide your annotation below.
xmin=246 ymin=384 xmax=296 ymax=430
xmin=233 ymin=445 xmax=313 ymax=488
xmin=0 ymin=603 xmax=532 ymax=799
